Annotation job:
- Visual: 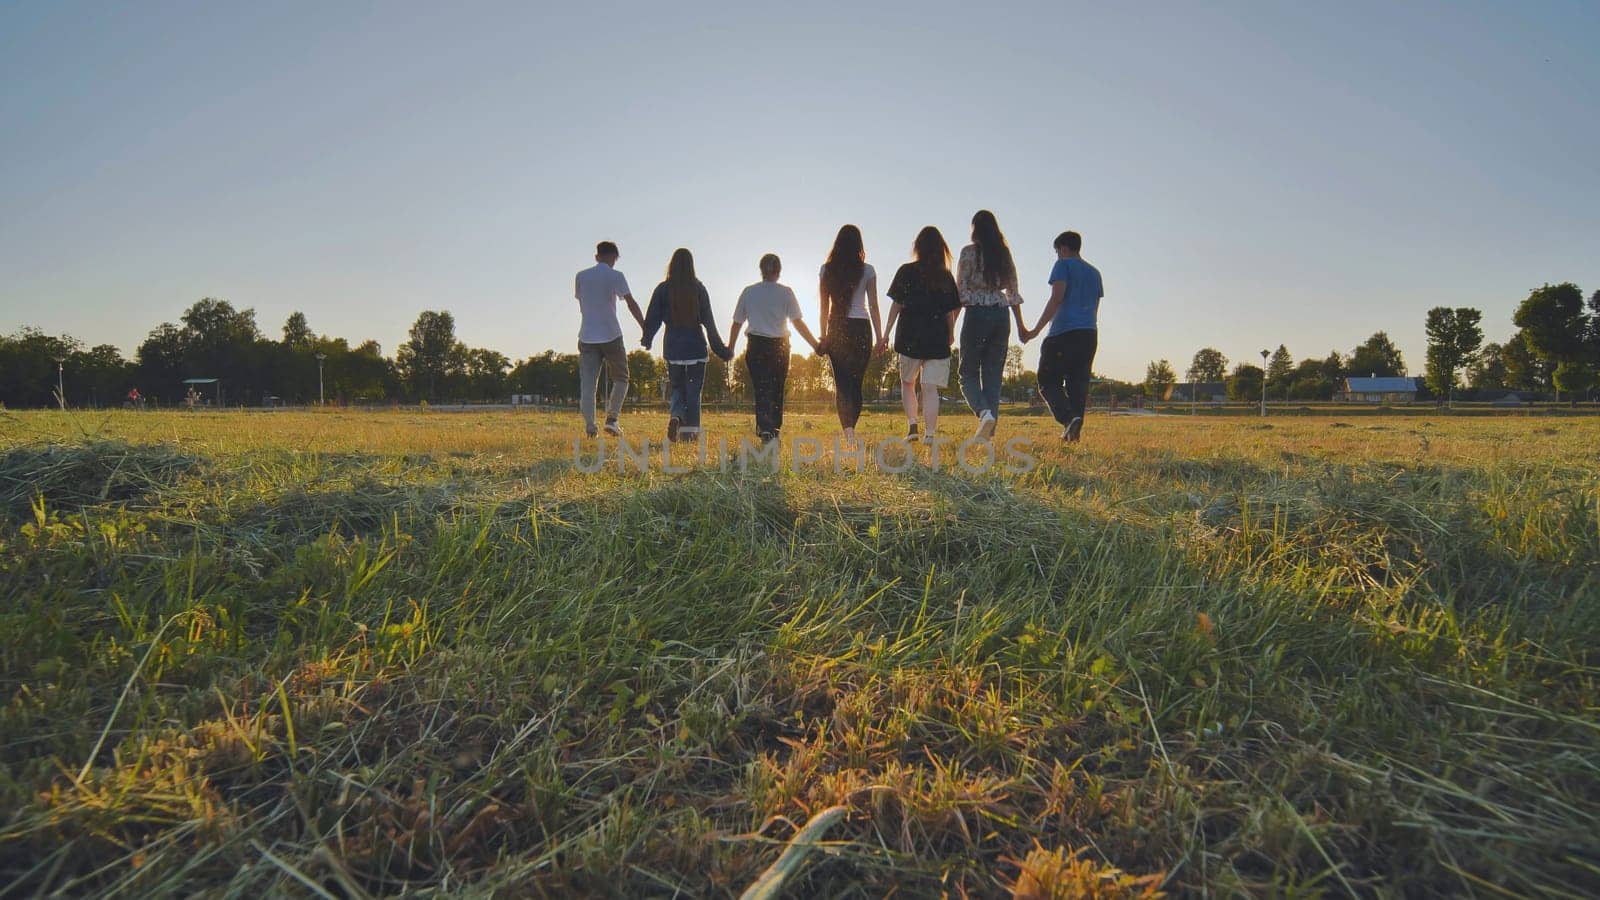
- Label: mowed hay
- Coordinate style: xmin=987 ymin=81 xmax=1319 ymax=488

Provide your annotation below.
xmin=0 ymin=440 xmax=204 ymax=520
xmin=0 ymin=409 xmax=1596 ymax=897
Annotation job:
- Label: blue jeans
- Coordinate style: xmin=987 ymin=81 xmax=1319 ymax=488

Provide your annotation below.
xmin=667 ymin=361 xmax=707 ymax=431
xmin=959 ymin=306 xmax=1010 ymax=418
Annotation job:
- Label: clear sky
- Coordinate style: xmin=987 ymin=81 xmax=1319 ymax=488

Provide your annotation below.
xmin=2 ymin=1 xmax=1597 ymax=381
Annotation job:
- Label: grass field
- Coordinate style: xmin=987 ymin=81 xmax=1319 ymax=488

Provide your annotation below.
xmin=1 ymin=408 xmax=1597 ymax=898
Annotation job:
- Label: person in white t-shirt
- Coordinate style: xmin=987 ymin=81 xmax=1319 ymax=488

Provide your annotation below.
xmin=727 ymin=254 xmax=819 ymax=443
xmin=574 ymin=240 xmax=645 ymax=437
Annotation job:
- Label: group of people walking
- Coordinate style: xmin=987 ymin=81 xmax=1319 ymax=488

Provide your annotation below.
xmin=572 ymin=211 xmax=1104 ymax=446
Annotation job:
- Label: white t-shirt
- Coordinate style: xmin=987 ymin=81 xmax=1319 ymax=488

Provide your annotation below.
xmin=819 ymin=263 xmax=876 ymax=319
xmin=732 ymin=281 xmax=803 ymax=339
xmin=574 ymin=262 xmax=632 ymax=344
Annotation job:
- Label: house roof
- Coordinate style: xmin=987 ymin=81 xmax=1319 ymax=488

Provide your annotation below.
xmin=1344 ymin=377 xmax=1417 ymax=392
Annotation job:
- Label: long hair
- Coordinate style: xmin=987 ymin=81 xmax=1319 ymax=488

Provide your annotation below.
xmin=912 ymin=226 xmax=951 ymax=275
xmin=970 ymin=210 xmax=1016 ymax=287
xmin=821 ymin=225 xmax=865 ymax=312
xmin=665 ymin=248 xmax=699 ymax=326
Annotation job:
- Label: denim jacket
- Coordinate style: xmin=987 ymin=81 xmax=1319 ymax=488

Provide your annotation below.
xmin=642 ymin=281 xmax=731 ymax=363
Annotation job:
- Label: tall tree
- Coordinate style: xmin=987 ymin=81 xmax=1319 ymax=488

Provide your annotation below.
xmin=1422 ymin=307 xmax=1484 ymax=403
xmin=1499 ymin=332 xmax=1548 ymax=391
xmin=627 ymin=350 xmax=660 ymax=403
xmin=1347 ymin=331 xmax=1406 ymax=378
xmin=1319 ymin=350 xmax=1345 ymax=383
xmin=1144 ymin=359 xmax=1176 ymax=398
xmin=704 ymin=354 xmax=730 ymax=402
xmin=1266 ymin=344 xmax=1294 ymax=398
xmin=1512 ymin=283 xmax=1587 ymax=367
xmin=464 ymin=347 xmax=510 ymax=400
xmin=1004 ymin=345 xmax=1025 ymax=382
xmin=0 ymin=328 xmax=81 ymax=407
xmin=1467 ymin=342 xmax=1508 ymax=391
xmin=1187 ymin=347 xmax=1228 ymax=383
xmin=1226 ymin=363 xmax=1264 ymax=401
xmin=1552 ymin=361 xmax=1597 ymax=402
xmin=282 ymin=311 xmax=313 ymax=349
xmin=131 ymin=299 xmax=267 ymax=405
xmin=1590 ymin=290 xmax=1600 ymax=359
xmin=396 ymin=310 xmax=457 ymax=400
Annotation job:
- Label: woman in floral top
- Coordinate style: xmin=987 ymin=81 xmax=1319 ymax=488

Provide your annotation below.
xmin=956 ymin=210 xmax=1027 ymax=438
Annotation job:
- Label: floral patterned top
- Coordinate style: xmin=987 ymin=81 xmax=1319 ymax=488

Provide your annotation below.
xmin=956 ymin=244 xmax=1022 ymax=307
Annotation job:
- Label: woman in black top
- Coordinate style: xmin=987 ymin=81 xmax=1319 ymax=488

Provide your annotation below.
xmin=880 ymin=227 xmax=961 ymax=441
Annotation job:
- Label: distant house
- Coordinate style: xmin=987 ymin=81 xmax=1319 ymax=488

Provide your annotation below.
xmin=1165 ymin=382 xmax=1228 ymax=403
xmin=1339 ymin=376 xmax=1418 ymax=404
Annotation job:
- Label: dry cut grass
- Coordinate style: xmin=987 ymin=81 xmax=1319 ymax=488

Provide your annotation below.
xmin=0 ymin=408 xmax=1596 ymax=897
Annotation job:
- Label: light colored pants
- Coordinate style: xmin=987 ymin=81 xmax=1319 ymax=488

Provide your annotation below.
xmin=578 ymin=337 xmax=629 ymax=429
xmin=959 ymin=305 xmax=1010 ymax=419
xmin=667 ymin=361 xmax=707 ymax=431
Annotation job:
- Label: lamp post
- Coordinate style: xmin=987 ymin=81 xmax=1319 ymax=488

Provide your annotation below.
xmin=315 ymin=353 xmax=327 ymax=407
xmin=1259 ymin=349 xmax=1269 ymax=417
xmin=55 ymin=357 xmax=66 ymax=410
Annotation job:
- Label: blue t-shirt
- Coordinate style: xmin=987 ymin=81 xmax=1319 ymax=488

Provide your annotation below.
xmin=1045 ymin=257 xmax=1103 ymax=337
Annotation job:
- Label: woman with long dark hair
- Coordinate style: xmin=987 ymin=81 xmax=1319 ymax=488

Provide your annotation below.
xmin=642 ymin=248 xmax=732 ymax=442
xmin=956 ymin=210 xmax=1027 ymax=438
xmin=817 ymin=225 xmax=882 ymax=445
xmin=881 ymin=226 xmax=961 ymax=441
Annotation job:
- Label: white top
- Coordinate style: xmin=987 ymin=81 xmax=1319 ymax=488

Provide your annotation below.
xmin=732 ymin=281 xmax=803 ymax=339
xmin=819 ymin=262 xmax=876 ymax=319
xmin=573 ymin=262 xmax=632 ymax=344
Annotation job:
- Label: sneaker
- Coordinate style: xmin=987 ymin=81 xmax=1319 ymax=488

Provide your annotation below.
xmin=1065 ymin=417 xmax=1083 ymax=443
xmin=976 ymin=410 xmax=997 ymax=439
xmin=667 ymin=417 xmax=680 ymax=442
xmin=586 ymin=423 xmax=598 ymax=439
xmin=758 ymin=430 xmax=775 ymax=445
xmin=907 ymin=422 xmax=920 ymax=440
xmin=604 ymin=419 xmax=623 ymax=437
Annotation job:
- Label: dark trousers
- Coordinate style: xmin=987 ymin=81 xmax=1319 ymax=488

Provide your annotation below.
xmin=826 ymin=318 xmax=872 ymax=429
xmin=1038 ymin=329 xmax=1098 ymax=429
xmin=745 ymin=334 xmax=789 ymax=436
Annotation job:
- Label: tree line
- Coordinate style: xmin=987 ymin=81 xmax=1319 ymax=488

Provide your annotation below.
xmin=1 ymin=299 xmax=1037 ymax=408
xmin=6 ymin=283 xmax=1595 ymax=409
xmin=1139 ymin=282 xmax=1600 ymax=402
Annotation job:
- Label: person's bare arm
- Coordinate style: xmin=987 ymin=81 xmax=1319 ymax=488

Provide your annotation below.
xmin=727 ymin=321 xmax=743 ymax=357
xmin=817 ymin=275 xmax=831 ymax=344
xmin=946 ymin=309 xmax=959 ymax=345
xmin=879 ymin=302 xmax=902 ymax=353
xmin=622 ymin=293 xmax=645 ymax=329
xmin=792 ymin=317 xmax=820 ymax=353
xmin=866 ymin=273 xmax=883 ymax=346
xmin=1011 ymin=302 xmax=1028 ymax=337
xmin=1025 ymin=281 xmax=1067 ymax=341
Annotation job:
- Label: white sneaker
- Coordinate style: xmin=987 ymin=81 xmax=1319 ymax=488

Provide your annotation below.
xmin=604 ymin=419 xmax=623 ymax=437
xmin=976 ymin=410 xmax=997 ymax=439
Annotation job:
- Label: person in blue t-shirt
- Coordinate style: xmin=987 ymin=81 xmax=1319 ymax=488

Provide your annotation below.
xmin=1020 ymin=231 xmax=1103 ymax=442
